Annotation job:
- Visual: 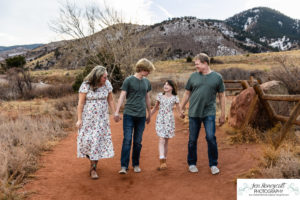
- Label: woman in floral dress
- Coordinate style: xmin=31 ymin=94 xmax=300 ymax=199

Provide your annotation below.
xmin=150 ymin=80 xmax=184 ymax=170
xmin=76 ymin=65 xmax=116 ymax=179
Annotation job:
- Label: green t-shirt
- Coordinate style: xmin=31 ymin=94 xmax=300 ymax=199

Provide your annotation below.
xmin=121 ymin=75 xmax=152 ymax=117
xmin=185 ymin=71 xmax=225 ymax=118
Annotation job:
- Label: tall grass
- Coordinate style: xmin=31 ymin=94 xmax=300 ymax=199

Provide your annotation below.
xmin=0 ymin=95 xmax=77 ymax=199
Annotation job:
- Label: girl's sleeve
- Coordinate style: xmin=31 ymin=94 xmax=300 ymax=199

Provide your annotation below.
xmin=175 ymin=95 xmax=180 ymax=104
xmin=106 ymin=80 xmax=113 ymax=93
xmin=79 ymin=82 xmax=89 ymax=93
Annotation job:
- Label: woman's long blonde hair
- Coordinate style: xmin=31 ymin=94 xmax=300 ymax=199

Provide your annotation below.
xmin=84 ymin=65 xmax=107 ymax=91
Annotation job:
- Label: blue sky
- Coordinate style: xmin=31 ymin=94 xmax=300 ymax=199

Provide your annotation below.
xmin=1 ymin=0 xmax=300 ymax=46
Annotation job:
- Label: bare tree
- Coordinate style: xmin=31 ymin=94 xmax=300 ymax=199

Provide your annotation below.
xmin=7 ymin=68 xmax=32 ymax=99
xmin=50 ymin=0 xmax=148 ymax=89
xmin=271 ymin=56 xmax=300 ymax=94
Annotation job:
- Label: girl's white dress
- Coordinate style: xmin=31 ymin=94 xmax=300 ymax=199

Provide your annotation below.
xmin=77 ymin=80 xmax=114 ymax=160
xmin=155 ymin=93 xmax=179 ymax=138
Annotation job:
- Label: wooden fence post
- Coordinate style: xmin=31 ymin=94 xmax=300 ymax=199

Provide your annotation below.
xmin=241 ymin=80 xmax=249 ymax=89
xmin=253 ymin=84 xmax=276 ymax=124
xmin=274 ymin=101 xmax=300 ymax=149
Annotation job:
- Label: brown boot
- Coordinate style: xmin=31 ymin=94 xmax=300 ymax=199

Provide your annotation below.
xmin=159 ymin=159 xmax=167 ymax=170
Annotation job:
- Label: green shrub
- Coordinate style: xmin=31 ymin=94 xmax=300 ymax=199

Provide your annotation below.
xmin=186 ymin=56 xmax=192 ymax=62
xmin=5 ymin=55 xmax=26 ymax=69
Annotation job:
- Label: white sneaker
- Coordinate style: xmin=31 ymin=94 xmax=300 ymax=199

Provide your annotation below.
xmin=188 ymin=165 xmax=198 ymax=173
xmin=119 ymin=167 xmax=127 ymax=174
xmin=133 ymin=166 xmax=141 ymax=173
xmin=210 ymin=166 xmax=220 ymax=175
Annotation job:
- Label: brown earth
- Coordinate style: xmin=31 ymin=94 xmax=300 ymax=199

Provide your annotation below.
xmin=24 ymin=113 xmax=261 ymax=200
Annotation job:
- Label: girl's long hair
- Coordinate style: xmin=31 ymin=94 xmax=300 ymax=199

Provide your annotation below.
xmin=163 ymin=80 xmax=177 ymax=95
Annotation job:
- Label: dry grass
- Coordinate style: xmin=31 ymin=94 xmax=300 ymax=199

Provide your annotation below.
xmin=0 ymin=95 xmax=77 ymax=199
xmin=259 ymin=143 xmax=300 ymax=178
xmin=30 ymin=69 xmax=82 ymax=84
xmin=227 ymin=121 xmax=300 ymax=178
xmin=211 ymin=50 xmax=300 ymax=71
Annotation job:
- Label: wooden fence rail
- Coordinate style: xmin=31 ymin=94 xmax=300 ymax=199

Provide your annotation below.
xmin=224 ymin=77 xmax=300 ymax=149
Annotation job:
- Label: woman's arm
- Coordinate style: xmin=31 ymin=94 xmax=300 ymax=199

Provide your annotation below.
xmin=114 ymin=90 xmax=127 ymax=122
xmin=76 ymin=92 xmax=87 ymax=129
xmin=107 ymin=92 xmax=116 ymax=114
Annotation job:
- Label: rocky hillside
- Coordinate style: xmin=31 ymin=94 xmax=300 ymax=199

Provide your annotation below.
xmin=3 ymin=7 xmax=299 ymax=70
xmin=0 ymin=44 xmax=43 ymax=61
xmin=225 ymin=7 xmax=300 ymax=51
xmin=140 ymin=17 xmax=245 ymax=59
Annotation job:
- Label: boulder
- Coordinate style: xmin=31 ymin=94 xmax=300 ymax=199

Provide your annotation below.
xmin=228 ymin=81 xmax=290 ymax=130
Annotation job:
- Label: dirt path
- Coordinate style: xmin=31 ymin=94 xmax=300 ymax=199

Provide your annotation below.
xmin=24 ymin=113 xmax=260 ymax=200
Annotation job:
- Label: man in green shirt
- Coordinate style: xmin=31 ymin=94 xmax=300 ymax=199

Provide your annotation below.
xmin=114 ymin=58 xmax=155 ymax=174
xmin=180 ymin=53 xmax=225 ymax=175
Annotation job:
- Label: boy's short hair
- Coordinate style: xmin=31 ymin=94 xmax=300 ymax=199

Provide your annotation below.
xmin=194 ymin=53 xmax=210 ymax=65
xmin=135 ymin=58 xmax=155 ymax=72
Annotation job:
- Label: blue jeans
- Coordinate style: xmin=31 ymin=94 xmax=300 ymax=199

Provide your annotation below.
xmin=188 ymin=115 xmax=218 ymax=167
xmin=121 ymin=114 xmax=146 ymax=169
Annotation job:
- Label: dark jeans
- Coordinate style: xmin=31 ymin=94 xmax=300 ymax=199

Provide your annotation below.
xmin=120 ymin=114 xmax=146 ymax=169
xmin=187 ymin=115 xmax=218 ymax=167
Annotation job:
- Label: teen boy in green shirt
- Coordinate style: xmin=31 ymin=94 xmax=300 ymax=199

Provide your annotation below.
xmin=114 ymin=58 xmax=155 ymax=174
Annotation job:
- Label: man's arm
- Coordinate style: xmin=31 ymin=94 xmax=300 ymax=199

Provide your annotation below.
xmin=146 ymin=91 xmax=151 ymax=124
xmin=180 ymin=90 xmax=191 ymax=113
xmin=218 ymin=92 xmax=226 ymax=126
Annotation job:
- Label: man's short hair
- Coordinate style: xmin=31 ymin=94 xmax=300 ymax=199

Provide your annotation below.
xmin=135 ymin=58 xmax=155 ymax=72
xmin=194 ymin=53 xmax=210 ymax=65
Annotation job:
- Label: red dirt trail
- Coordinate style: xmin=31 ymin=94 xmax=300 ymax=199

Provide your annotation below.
xmin=24 ymin=113 xmax=260 ymax=200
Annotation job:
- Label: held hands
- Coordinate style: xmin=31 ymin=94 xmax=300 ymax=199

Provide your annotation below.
xmin=146 ymin=113 xmax=151 ymax=124
xmin=114 ymin=113 xmax=122 ymax=122
xmin=180 ymin=112 xmax=185 ymax=119
xmin=218 ymin=115 xmax=225 ymax=127
xmin=76 ymin=120 xmax=82 ymax=129
xmin=179 ymin=106 xmax=185 ymax=119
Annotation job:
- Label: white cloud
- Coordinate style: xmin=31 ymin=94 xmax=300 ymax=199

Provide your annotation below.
xmin=97 ymin=0 xmax=155 ymax=24
xmin=1 ymin=0 xmax=300 ymax=46
xmin=155 ymin=4 xmax=173 ymax=19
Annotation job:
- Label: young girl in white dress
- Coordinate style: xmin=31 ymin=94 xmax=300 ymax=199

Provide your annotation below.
xmin=151 ymin=80 xmax=184 ymax=170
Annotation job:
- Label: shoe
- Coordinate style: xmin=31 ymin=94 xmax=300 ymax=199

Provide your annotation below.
xmin=133 ymin=166 xmax=141 ymax=173
xmin=188 ymin=165 xmax=198 ymax=173
xmin=119 ymin=167 xmax=127 ymax=174
xmin=211 ymin=166 xmax=220 ymax=175
xmin=90 ymin=162 xmax=99 ymax=179
xmin=159 ymin=159 xmax=167 ymax=170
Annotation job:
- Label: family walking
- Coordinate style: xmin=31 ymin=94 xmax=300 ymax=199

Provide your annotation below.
xmin=76 ymin=53 xmax=225 ymax=179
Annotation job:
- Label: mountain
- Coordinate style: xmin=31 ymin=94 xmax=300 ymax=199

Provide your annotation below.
xmin=225 ymin=7 xmax=300 ymax=51
xmin=0 ymin=43 xmax=44 ymax=61
xmin=4 ymin=7 xmax=300 ymax=70
xmin=140 ymin=17 xmax=245 ymax=58
xmin=0 ymin=44 xmax=44 ymax=52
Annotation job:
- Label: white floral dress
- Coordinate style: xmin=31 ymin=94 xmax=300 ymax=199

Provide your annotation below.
xmin=77 ymin=80 xmax=114 ymax=160
xmin=155 ymin=93 xmax=179 ymax=138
